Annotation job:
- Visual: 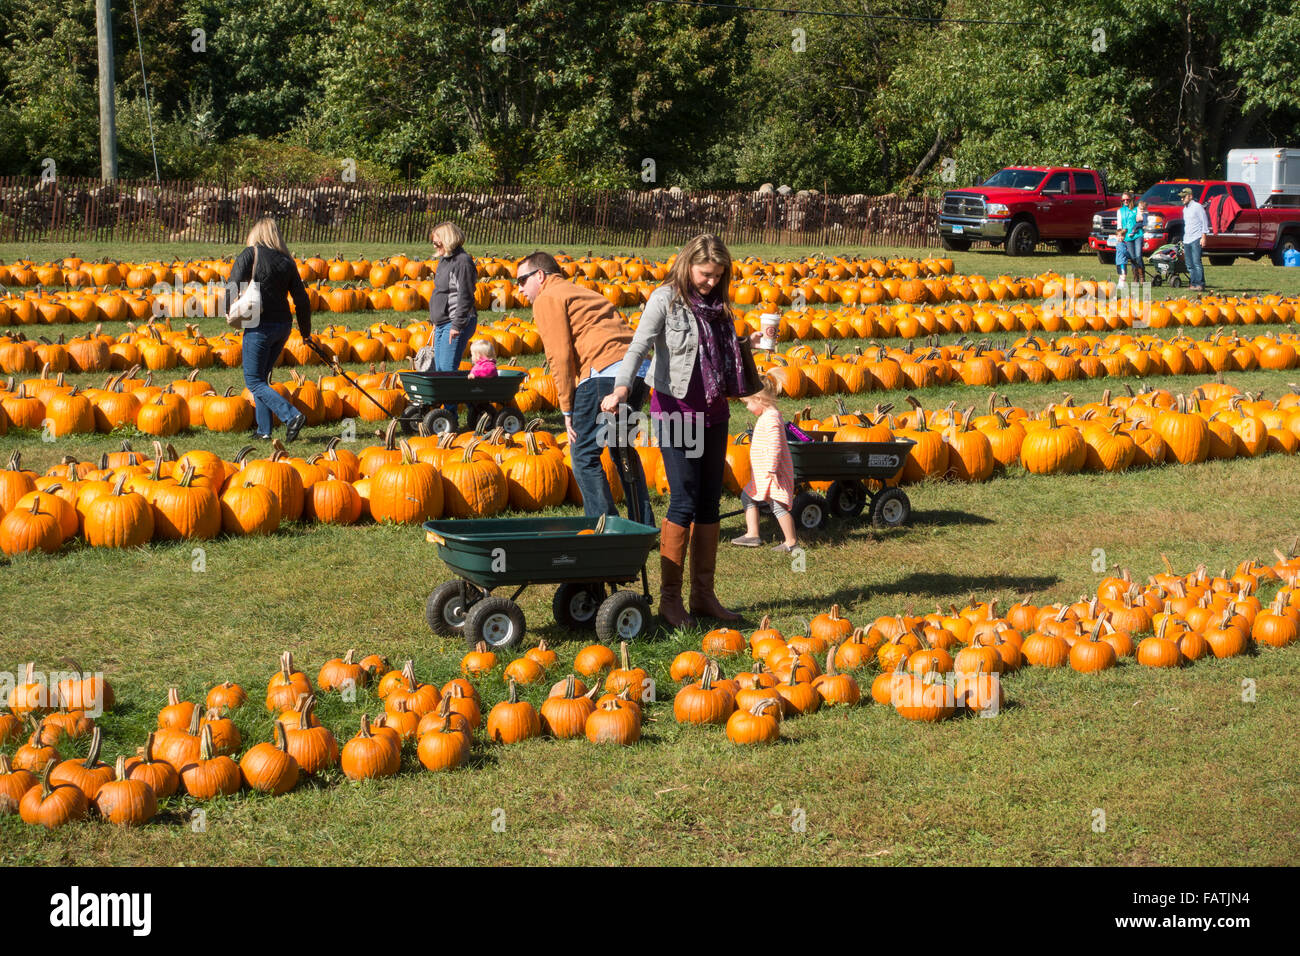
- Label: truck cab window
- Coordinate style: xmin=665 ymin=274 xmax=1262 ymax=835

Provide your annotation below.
xmin=1073 ymin=173 xmax=1098 ymax=194
xmin=1043 ymin=172 xmax=1070 ymax=194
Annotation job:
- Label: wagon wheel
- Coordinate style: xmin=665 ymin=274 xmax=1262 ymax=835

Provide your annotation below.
xmin=870 ymin=488 xmax=911 ymax=528
xmin=398 ymin=403 xmax=425 ymax=436
xmin=425 ymin=580 xmax=475 ymax=636
xmin=596 ymin=591 xmax=652 ymax=644
xmin=494 ymin=406 xmax=525 ymax=435
xmin=471 ymin=403 xmax=498 ymax=429
xmin=552 ymin=582 xmax=605 ymax=630
xmin=422 ymin=408 xmax=458 ymax=435
xmin=463 ymin=596 xmax=526 ymax=651
xmin=790 ymin=491 xmax=828 ymax=532
xmin=826 ymin=480 xmax=867 ymax=519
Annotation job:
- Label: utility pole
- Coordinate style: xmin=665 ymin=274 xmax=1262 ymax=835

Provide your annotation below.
xmin=96 ymin=0 xmax=118 ymax=181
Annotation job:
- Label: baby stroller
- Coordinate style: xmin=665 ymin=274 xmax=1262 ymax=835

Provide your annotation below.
xmin=1149 ymin=242 xmax=1188 ymax=288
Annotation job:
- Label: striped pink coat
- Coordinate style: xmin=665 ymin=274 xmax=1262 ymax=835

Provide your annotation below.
xmin=743 ymin=407 xmax=794 ymax=508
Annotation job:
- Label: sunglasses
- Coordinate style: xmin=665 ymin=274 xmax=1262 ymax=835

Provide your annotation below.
xmin=517 ymin=270 xmax=540 ymax=286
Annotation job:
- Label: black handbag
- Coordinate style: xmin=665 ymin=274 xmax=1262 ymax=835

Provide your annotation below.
xmin=735 ymin=333 xmax=763 ymax=397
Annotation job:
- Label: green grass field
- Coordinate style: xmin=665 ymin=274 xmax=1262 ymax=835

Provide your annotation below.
xmin=3 ymin=240 xmax=1299 ymax=866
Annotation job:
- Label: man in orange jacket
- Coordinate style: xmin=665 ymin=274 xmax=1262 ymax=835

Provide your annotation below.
xmin=517 ymin=252 xmax=653 ymax=525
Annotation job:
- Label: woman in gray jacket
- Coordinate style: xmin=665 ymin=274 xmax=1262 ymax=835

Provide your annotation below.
xmin=428 ymin=221 xmax=479 ymax=372
xmin=603 ymin=234 xmax=756 ymax=627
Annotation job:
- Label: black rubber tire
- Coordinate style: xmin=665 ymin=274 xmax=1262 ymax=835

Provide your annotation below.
xmin=422 ymin=408 xmax=458 ymax=435
xmin=398 ymin=403 xmax=426 ymax=436
xmin=1055 ymin=239 xmax=1084 ymax=254
xmin=1170 ymin=276 xmax=1183 ymax=288
xmin=940 ymin=235 xmax=972 ymax=252
xmin=1209 ymin=255 xmax=1235 ymax=267
xmin=1006 ymin=220 xmax=1038 ymax=256
xmin=552 ymin=582 xmax=604 ymax=630
xmin=1273 ymin=233 xmax=1299 ymax=267
xmin=870 ymin=488 xmax=912 ymax=528
xmin=463 ymin=596 xmax=527 ymax=651
xmin=426 ymin=580 xmax=473 ymax=636
xmin=595 ymin=591 xmax=652 ymax=644
xmin=1097 ymin=250 xmax=1115 ymax=265
xmin=826 ymin=480 xmax=867 ymax=519
xmin=495 ymin=407 xmax=525 ymax=434
xmin=1151 ymin=275 xmax=1163 ymax=287
xmin=791 ymin=491 xmax=828 ymax=533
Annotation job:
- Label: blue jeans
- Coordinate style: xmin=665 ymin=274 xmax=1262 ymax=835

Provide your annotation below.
xmin=570 ymin=376 xmax=653 ymax=524
xmin=658 ymin=419 xmax=727 ymax=526
xmin=242 ymin=323 xmax=301 ymax=435
xmin=433 ymin=320 xmax=476 ymax=371
xmin=1184 ymin=239 xmax=1204 ymax=287
xmin=1126 ymin=238 xmax=1144 ymax=268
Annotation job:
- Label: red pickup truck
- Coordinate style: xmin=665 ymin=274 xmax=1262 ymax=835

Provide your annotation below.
xmin=1088 ymin=180 xmax=1300 ymax=266
xmin=938 ymin=166 xmax=1122 ymax=256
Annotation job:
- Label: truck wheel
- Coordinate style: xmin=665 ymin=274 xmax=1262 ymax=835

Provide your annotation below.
xmin=1055 ymin=239 xmax=1084 ymax=254
xmin=1006 ymin=221 xmax=1037 ymax=256
xmin=940 ymin=235 xmax=972 ymax=252
xmin=1209 ymin=256 xmax=1235 ymax=267
xmin=1273 ymin=233 xmax=1299 ymax=267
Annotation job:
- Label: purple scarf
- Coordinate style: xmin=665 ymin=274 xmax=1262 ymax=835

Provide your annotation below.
xmin=689 ymin=289 xmax=743 ymax=404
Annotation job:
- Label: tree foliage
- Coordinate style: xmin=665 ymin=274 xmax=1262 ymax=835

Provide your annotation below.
xmin=0 ymin=0 xmax=1296 ymax=188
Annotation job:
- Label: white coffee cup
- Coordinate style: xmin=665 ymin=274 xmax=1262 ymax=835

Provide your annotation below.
xmin=759 ymin=312 xmax=779 ymax=350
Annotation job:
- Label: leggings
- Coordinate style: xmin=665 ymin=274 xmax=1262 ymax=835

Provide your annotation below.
xmin=742 ymin=490 xmax=789 ymax=518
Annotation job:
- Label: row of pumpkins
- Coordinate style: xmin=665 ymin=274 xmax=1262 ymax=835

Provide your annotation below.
xmin=2 ymin=379 xmax=1300 ymax=553
xmin=6 ymin=548 xmax=1299 ymax=828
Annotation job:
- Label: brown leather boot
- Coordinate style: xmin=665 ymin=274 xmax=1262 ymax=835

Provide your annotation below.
xmin=658 ymin=520 xmax=696 ymax=629
xmin=688 ymin=522 xmax=741 ymax=621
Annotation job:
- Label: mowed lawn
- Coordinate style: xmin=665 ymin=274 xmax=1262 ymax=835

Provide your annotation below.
xmin=2 ymin=241 xmax=1300 ymax=866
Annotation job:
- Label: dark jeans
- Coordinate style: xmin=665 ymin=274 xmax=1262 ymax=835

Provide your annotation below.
xmin=242 ymin=323 xmax=300 ymax=435
xmin=658 ymin=417 xmax=727 ymax=526
xmin=571 ymin=376 xmax=653 ymax=525
xmin=1185 ymin=239 xmax=1205 ymax=287
xmin=433 ymin=320 xmax=476 ymax=371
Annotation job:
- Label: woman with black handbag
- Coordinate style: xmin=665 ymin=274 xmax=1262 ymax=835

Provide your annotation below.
xmin=226 ymin=217 xmax=313 ymax=441
xmin=602 ymin=233 xmax=762 ymax=627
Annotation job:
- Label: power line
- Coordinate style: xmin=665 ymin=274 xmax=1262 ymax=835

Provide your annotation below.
xmin=646 ymin=0 xmax=1032 ymax=26
xmin=129 ymin=0 xmax=161 ymax=185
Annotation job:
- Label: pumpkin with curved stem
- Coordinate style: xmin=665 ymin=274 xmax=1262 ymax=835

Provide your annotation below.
xmin=1253 ymin=593 xmax=1299 ymax=647
xmin=1136 ymin=631 xmax=1182 ymax=668
xmin=955 ymin=661 xmax=1004 ymax=714
xmin=10 ymin=662 xmax=50 ymax=717
xmin=1176 ymin=629 xmax=1209 ymax=663
xmin=283 ymin=696 xmax=339 ymax=774
xmin=14 ymin=721 xmax=61 ymax=772
xmin=605 ymin=642 xmax=647 ymax=698
xmin=540 ymin=675 xmax=596 ymax=739
xmin=0 ymin=753 xmax=38 ymax=814
xmin=0 ymin=495 xmax=64 ymax=554
xmin=0 ymin=712 xmax=21 ymax=747
xmin=220 ymin=479 xmax=280 ymax=535
xmin=94 ymin=756 xmax=157 ymax=827
xmin=19 ymin=760 xmax=87 ymax=829
xmin=702 ymin=626 xmax=746 ymax=658
xmin=179 ymin=725 xmax=242 ymax=798
xmin=371 ymin=439 xmax=443 ymax=523
xmin=501 ymin=429 xmax=567 ymax=510
xmin=387 ymin=661 xmax=441 ymax=717
xmin=123 ymin=732 xmax=178 ymax=799
xmin=1204 ymin=607 xmax=1250 ymax=659
xmin=318 ymin=649 xmax=369 ymax=692
xmin=674 ymin=663 xmax=734 ymax=725
xmin=574 ymin=643 xmax=617 ymax=676
xmin=812 ymin=647 xmax=860 ymax=706
xmin=342 ymin=714 xmax=401 ymax=780
xmin=265 ymin=651 xmax=314 ymax=712
xmin=206 ymin=681 xmax=247 ymax=711
xmin=893 ymin=671 xmax=957 ymax=722
xmin=150 ymin=462 xmax=220 ymax=540
xmin=154 ymin=706 xmax=203 ymax=772
xmin=775 ymin=663 xmax=822 ymax=717
xmin=487 ymin=679 xmax=541 ymax=744
xmin=1068 ymin=629 xmax=1117 ymax=673
xmin=200 ymin=708 xmax=241 ymax=755
xmin=239 ymin=448 xmax=304 ymax=520
xmin=441 ymin=440 xmax=507 ymax=518
xmin=418 ymin=696 xmax=474 ymax=738
xmin=585 ymin=696 xmax=641 ymax=745
xmin=1021 ymin=631 xmax=1070 ymax=667
xmin=440 ymin=681 xmax=482 ymax=730
xmin=1019 ymin=410 xmax=1087 ymax=475
xmin=1154 ymin=394 xmax=1210 ymax=465
xmin=726 ymin=698 xmax=783 ymax=745
xmin=157 ymin=687 xmax=196 ymax=731
xmin=83 ymin=473 xmax=154 ymax=548
xmin=809 ymin=603 xmax=854 ymax=646
xmin=275 ymin=693 xmax=321 ymax=730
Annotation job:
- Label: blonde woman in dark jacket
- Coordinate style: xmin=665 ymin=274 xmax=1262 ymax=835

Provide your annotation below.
xmin=227 ymin=217 xmax=312 ymax=441
xmin=428 ymin=221 xmax=479 ymax=371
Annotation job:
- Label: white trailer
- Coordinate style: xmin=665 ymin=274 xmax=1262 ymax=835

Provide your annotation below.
xmin=1227 ymin=148 xmax=1300 ymax=208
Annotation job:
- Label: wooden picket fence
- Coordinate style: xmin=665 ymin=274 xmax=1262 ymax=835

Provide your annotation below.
xmin=0 ymin=177 xmax=939 ymax=249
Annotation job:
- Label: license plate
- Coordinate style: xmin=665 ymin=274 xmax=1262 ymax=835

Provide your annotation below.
xmin=1107 ymin=236 xmax=1118 ymax=247
xmin=952 ymin=225 xmax=964 ymax=234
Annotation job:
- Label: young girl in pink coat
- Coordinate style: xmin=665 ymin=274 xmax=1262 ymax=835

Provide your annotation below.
xmin=467 ymin=338 xmax=498 ymax=378
xmin=731 ymin=376 xmax=797 ymax=551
